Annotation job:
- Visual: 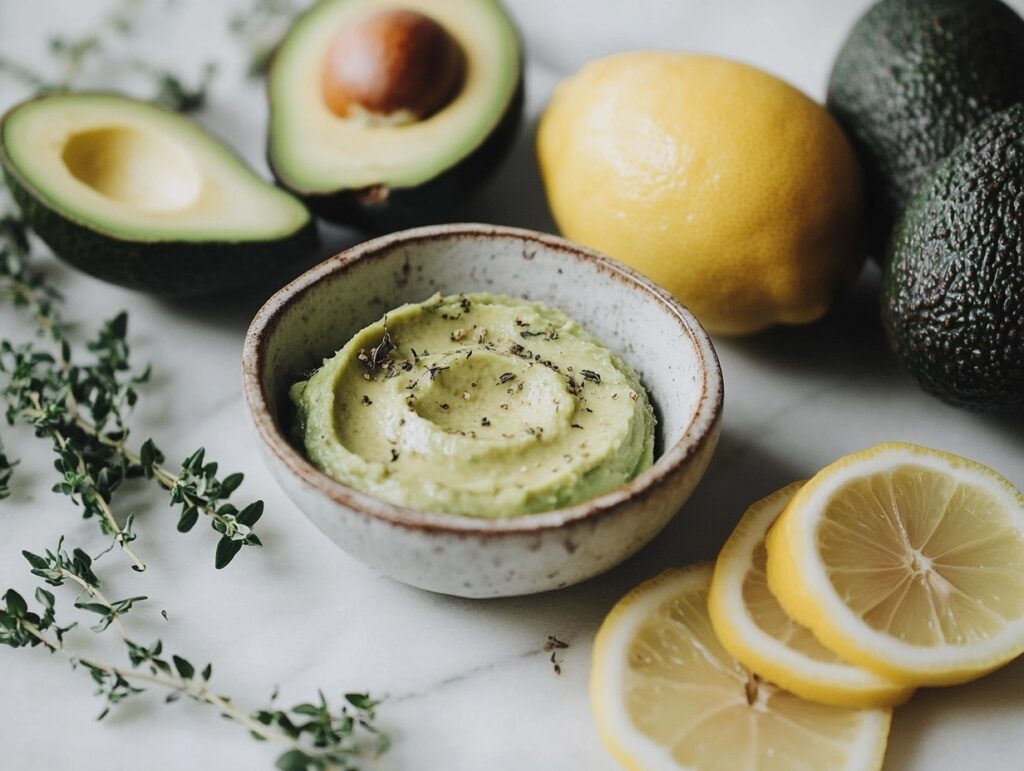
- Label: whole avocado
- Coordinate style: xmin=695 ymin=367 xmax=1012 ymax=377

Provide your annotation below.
xmin=828 ymin=0 xmax=1024 ymax=256
xmin=882 ymin=103 xmax=1024 ymax=411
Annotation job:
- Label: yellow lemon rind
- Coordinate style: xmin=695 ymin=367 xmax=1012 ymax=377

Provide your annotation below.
xmin=591 ymin=563 xmax=891 ymax=771
xmin=591 ymin=565 xmax=711 ymax=771
xmin=766 ymin=442 xmax=1024 ymax=687
xmin=536 ymin=52 xmax=865 ymax=336
xmin=710 ymin=482 xmax=914 ymax=708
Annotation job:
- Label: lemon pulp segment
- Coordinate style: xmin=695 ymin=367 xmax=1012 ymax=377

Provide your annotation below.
xmin=767 ymin=442 xmax=1024 ymax=685
xmin=591 ymin=565 xmax=891 ymax=771
xmin=710 ymin=483 xmax=912 ymax=707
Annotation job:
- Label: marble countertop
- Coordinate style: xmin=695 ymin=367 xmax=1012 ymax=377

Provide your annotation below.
xmin=1 ymin=1 xmax=1022 ymax=768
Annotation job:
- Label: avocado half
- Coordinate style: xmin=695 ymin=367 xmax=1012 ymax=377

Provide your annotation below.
xmin=827 ymin=0 xmax=1024 ymax=258
xmin=882 ymin=103 xmax=1024 ymax=411
xmin=267 ymin=0 xmax=524 ymax=232
xmin=0 ymin=92 xmax=317 ymax=296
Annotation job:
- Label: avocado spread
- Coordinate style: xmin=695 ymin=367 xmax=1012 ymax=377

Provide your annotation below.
xmin=291 ymin=293 xmax=655 ymax=516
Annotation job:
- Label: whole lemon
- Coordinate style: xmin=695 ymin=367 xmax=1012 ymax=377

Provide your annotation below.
xmin=537 ymin=53 xmax=864 ymax=335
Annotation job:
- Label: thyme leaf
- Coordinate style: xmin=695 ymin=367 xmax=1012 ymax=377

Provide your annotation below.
xmin=0 ymin=433 xmax=16 ymax=500
xmin=543 ymin=635 xmax=569 ymax=676
xmin=357 ymin=327 xmax=396 ymax=374
xmin=134 ymin=60 xmax=219 ymax=113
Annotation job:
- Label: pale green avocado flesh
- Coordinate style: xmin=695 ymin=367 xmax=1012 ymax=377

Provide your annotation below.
xmin=291 ymin=293 xmax=656 ymax=517
xmin=1 ymin=92 xmax=311 ymax=242
xmin=268 ymin=0 xmax=521 ymax=194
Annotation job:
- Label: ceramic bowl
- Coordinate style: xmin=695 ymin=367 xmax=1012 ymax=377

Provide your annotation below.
xmin=242 ymin=224 xmax=722 ymax=598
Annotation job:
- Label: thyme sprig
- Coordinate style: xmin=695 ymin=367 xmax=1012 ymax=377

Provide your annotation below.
xmin=131 ymin=59 xmax=219 ymax=114
xmin=0 ymin=4 xmax=386 ymax=765
xmin=228 ymin=0 xmax=304 ymax=78
xmin=0 ymin=213 xmax=65 ymax=341
xmin=0 ymin=585 xmax=74 ymax=650
xmin=0 ymin=317 xmax=264 ymax=569
xmin=2 ymin=176 xmax=264 ymax=569
xmin=161 ymin=447 xmax=265 ymax=569
xmin=0 ymin=0 xmax=217 ymax=113
xmin=24 ymin=537 xmax=143 ymax=637
xmin=2 ymin=331 xmax=149 ymax=570
xmin=0 ymin=433 xmax=15 ymax=500
xmin=0 ymin=554 xmax=389 ymax=769
xmin=0 ymin=218 xmax=308 ymax=759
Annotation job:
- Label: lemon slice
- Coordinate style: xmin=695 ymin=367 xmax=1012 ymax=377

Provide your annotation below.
xmin=766 ymin=442 xmax=1024 ymax=686
xmin=710 ymin=483 xmax=914 ymax=708
xmin=591 ymin=563 xmax=891 ymax=771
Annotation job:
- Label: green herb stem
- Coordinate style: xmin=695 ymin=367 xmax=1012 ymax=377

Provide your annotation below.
xmin=57 ymin=569 xmax=128 ymax=640
xmin=5 ymin=573 xmax=387 ymax=767
xmin=0 ymin=433 xmax=15 ymax=500
xmin=0 ymin=0 xmax=217 ymax=112
xmin=228 ymin=0 xmax=302 ymax=78
xmin=7 ymin=280 xmax=61 ymax=341
xmin=0 ymin=220 xmax=65 ymax=341
xmin=6 ymin=304 xmax=262 ymax=568
xmin=0 ymin=56 xmax=49 ymax=89
xmin=20 ymin=621 xmax=356 ymax=769
xmin=30 ymin=396 xmax=147 ymax=573
xmin=86 ymin=424 xmax=235 ymax=533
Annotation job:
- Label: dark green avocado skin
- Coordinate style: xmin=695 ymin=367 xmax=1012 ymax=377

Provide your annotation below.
xmin=2 ymin=168 xmax=318 ymax=297
xmin=828 ymin=0 xmax=1024 ymax=258
xmin=270 ymin=74 xmax=524 ymax=234
xmin=882 ymin=103 xmax=1024 ymax=411
xmin=0 ymin=108 xmax=318 ymax=298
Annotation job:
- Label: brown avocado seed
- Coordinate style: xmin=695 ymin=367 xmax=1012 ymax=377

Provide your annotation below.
xmin=321 ymin=8 xmax=467 ymax=123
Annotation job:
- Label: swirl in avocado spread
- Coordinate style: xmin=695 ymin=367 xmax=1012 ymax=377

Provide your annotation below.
xmin=290 ymin=293 xmax=655 ymax=517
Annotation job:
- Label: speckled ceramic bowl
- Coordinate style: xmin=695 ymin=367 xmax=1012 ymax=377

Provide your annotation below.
xmin=242 ymin=224 xmax=722 ymax=597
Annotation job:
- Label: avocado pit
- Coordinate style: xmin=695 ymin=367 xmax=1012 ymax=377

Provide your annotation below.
xmin=320 ymin=8 xmax=467 ymax=125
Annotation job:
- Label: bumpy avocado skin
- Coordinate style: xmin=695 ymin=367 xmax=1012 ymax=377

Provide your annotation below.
xmin=828 ymin=0 xmax=1024 ymax=257
xmin=289 ymin=77 xmax=524 ymax=233
xmin=0 ymin=106 xmax=318 ymax=298
xmin=882 ymin=104 xmax=1024 ymax=411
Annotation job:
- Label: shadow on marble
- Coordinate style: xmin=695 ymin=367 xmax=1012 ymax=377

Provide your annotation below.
xmin=396 ymin=428 xmax=804 ymax=652
xmin=152 ymin=221 xmax=365 ymax=331
xmin=0 ymin=460 xmax=47 ymax=505
xmin=883 ymin=653 xmax=1024 ymax=770
xmin=604 ymin=427 xmax=806 ymax=579
xmin=977 ymin=408 xmax=1024 ymax=450
xmin=454 ymin=113 xmax=558 ymax=235
xmin=725 ymin=263 xmax=895 ymax=381
xmin=726 ymin=259 xmax=1024 ymax=445
xmin=723 ymin=260 xmax=1024 ymax=448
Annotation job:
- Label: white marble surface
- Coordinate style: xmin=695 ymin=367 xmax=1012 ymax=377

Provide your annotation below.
xmin=1 ymin=1 xmax=1023 ymax=768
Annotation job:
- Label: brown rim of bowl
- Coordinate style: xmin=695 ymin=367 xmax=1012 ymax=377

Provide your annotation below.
xmin=241 ymin=223 xmax=723 ymax=536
